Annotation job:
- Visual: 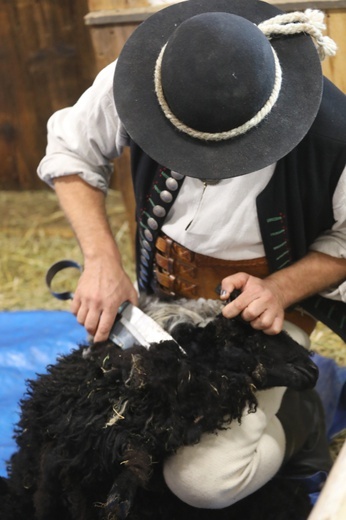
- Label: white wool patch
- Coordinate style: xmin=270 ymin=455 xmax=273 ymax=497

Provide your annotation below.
xmin=139 ymin=296 xmax=223 ymax=334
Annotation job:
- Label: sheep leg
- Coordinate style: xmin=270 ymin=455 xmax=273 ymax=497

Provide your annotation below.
xmin=103 ymin=447 xmax=153 ymax=519
xmin=104 ymin=473 xmax=137 ymax=519
xmin=0 ymin=477 xmax=36 ymax=520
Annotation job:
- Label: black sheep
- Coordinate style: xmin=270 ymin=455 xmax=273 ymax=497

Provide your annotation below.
xmin=0 ymin=297 xmax=318 ymax=520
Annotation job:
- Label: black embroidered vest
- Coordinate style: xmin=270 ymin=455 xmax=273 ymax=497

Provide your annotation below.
xmin=128 ymin=78 xmax=346 ymax=341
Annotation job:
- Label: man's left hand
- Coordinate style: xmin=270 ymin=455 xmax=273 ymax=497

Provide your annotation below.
xmin=220 ymin=272 xmax=285 ymax=335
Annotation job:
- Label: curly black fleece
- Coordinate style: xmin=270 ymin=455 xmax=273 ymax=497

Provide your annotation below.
xmin=0 ymin=313 xmax=317 ymax=520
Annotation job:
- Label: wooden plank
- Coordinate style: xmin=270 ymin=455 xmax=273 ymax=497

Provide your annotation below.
xmin=0 ymin=0 xmax=97 ymax=190
xmin=322 ymin=10 xmax=346 ymax=93
xmin=273 ymin=0 xmax=346 ymax=8
xmin=85 ymin=5 xmax=159 ymax=25
xmin=88 ymin=23 xmax=138 ymax=70
xmin=88 ymin=0 xmax=150 ymax=10
xmin=88 ymin=0 xmax=125 ymax=9
xmin=85 ymin=0 xmax=346 ymax=25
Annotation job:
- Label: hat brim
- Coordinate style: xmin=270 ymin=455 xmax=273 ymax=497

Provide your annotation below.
xmin=114 ymin=0 xmax=322 ymax=180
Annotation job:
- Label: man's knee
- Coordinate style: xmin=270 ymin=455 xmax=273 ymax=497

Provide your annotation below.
xmin=163 ymin=417 xmax=285 ymax=508
xmin=163 ymin=449 xmax=239 ymax=509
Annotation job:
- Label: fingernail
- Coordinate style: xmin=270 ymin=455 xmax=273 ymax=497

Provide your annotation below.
xmin=220 ymin=289 xmax=228 ymax=297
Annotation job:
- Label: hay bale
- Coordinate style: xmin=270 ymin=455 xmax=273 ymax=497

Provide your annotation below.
xmin=0 ymin=190 xmax=135 ymax=310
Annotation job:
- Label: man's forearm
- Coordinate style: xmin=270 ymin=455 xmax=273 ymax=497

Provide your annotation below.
xmin=221 ymin=250 xmax=346 ymax=334
xmin=53 ymin=175 xmax=121 ymax=263
xmin=53 ymin=174 xmax=138 ymax=341
xmin=267 ymin=250 xmax=346 ymax=309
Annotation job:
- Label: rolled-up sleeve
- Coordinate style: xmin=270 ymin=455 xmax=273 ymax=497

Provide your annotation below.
xmin=309 ymin=166 xmax=346 ymax=302
xmin=37 ymin=60 xmax=128 ymax=193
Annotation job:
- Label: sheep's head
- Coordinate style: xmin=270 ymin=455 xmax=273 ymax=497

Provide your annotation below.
xmin=210 ymin=316 xmax=319 ymax=391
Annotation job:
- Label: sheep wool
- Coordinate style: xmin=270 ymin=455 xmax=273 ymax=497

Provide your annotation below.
xmin=0 ymin=297 xmax=317 ymax=520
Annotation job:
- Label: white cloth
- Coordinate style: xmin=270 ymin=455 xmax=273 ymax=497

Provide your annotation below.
xmin=162 ymin=169 xmax=274 ymax=260
xmin=163 ymin=387 xmax=287 ymax=508
xmin=37 ymin=59 xmax=346 ymax=302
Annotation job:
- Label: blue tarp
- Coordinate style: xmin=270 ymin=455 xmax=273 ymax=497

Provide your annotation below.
xmin=0 ymin=310 xmax=86 ymax=475
xmin=0 ymin=310 xmax=345 ymax=480
xmin=314 ymin=351 xmax=346 ymax=439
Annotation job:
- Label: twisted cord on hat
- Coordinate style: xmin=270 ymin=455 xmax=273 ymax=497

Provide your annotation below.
xmin=258 ymin=9 xmax=337 ymax=60
xmin=154 ymin=45 xmax=282 ymax=142
xmin=154 ymin=8 xmax=336 ymax=142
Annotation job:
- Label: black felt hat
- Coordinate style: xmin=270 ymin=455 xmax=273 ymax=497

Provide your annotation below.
xmin=114 ymin=0 xmax=330 ymax=180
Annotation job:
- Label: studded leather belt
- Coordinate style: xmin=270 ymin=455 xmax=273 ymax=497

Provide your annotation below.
xmin=153 ymin=233 xmax=316 ymax=335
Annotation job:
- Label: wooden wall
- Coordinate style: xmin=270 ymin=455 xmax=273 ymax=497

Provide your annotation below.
xmin=0 ymin=0 xmax=97 ymax=190
xmin=323 ymin=8 xmax=346 ymax=93
xmin=1 ymin=0 xmax=346 ymax=190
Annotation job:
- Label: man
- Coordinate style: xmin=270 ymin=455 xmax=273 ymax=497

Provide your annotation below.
xmin=38 ymin=0 xmax=346 ymax=509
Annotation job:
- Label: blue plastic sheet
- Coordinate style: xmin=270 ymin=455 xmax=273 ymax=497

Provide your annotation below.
xmin=0 ymin=311 xmax=345 ymax=482
xmin=313 ymin=352 xmax=346 ymax=439
xmin=0 ymin=310 xmax=86 ymax=476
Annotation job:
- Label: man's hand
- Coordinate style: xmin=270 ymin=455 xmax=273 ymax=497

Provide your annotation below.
xmin=220 ymin=272 xmax=285 ymax=335
xmin=71 ymin=256 xmax=138 ymax=343
xmin=53 ymin=175 xmax=138 ymax=343
xmin=220 ymin=250 xmax=346 ymax=335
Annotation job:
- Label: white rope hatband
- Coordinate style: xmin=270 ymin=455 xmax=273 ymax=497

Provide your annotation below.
xmin=154 ymin=44 xmax=282 ymax=142
xmin=258 ymin=9 xmax=337 ymax=61
xmin=154 ymin=9 xmax=337 ymax=142
xmin=154 ymin=44 xmax=281 ymax=142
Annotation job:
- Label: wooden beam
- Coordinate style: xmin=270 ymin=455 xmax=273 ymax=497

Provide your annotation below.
xmin=273 ymin=0 xmax=346 ymax=8
xmin=85 ymin=0 xmax=346 ymax=25
xmin=85 ymin=5 xmax=159 ymax=25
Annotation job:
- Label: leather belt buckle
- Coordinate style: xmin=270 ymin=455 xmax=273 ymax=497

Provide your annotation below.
xmin=155 ymin=252 xmax=174 ymax=274
xmin=156 ymin=235 xmax=173 ymax=256
xmin=155 ymin=268 xmax=176 ymax=291
xmin=172 ymin=243 xmax=194 ymax=262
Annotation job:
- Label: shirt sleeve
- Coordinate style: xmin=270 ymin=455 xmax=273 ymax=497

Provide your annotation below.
xmin=309 ymin=165 xmax=346 ymax=302
xmin=37 ymin=60 xmax=129 ymax=193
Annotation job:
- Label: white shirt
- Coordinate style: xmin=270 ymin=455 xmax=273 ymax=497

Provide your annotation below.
xmin=37 ymin=60 xmax=346 ymax=302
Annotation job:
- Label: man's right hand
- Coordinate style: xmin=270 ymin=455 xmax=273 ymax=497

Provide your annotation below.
xmin=53 ymin=175 xmax=138 ymax=343
xmin=71 ymin=256 xmax=138 ymax=343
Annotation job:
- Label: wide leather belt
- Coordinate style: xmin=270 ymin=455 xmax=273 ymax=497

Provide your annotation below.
xmin=153 ymin=233 xmax=316 ymax=335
